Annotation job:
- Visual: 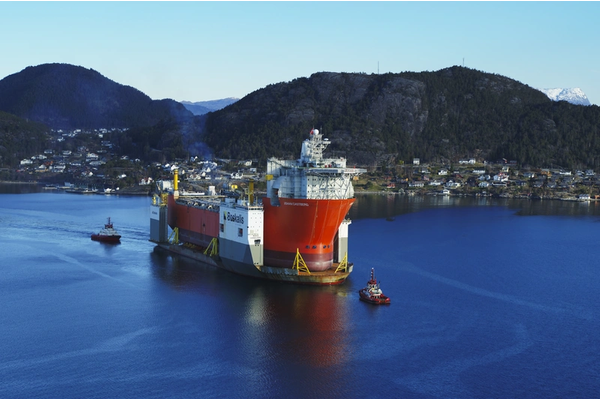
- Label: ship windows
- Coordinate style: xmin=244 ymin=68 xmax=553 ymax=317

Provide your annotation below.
xmin=238 ymin=228 xmax=243 ymax=237
xmin=312 ymin=245 xmax=317 ymax=249
xmin=305 ymin=245 xmax=310 ymax=249
xmin=220 ymin=224 xmax=224 ymax=233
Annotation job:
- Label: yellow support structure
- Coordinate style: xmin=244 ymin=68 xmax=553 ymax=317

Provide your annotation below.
xmin=203 ymin=238 xmax=219 ymax=257
xmin=169 ymin=227 xmax=179 ymax=244
xmin=335 ymin=253 xmax=349 ymax=273
xmin=293 ymin=248 xmax=311 ymax=274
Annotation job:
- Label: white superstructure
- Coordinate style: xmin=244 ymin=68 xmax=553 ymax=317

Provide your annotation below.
xmin=266 ymin=129 xmax=365 ymax=202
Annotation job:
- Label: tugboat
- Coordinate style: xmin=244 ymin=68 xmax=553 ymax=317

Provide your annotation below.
xmin=91 ymin=217 xmax=121 ymax=243
xmin=358 ymin=268 xmax=390 ymax=304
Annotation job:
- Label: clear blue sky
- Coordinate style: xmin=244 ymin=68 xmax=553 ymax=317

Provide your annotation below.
xmin=2 ymin=1 xmax=599 ymax=105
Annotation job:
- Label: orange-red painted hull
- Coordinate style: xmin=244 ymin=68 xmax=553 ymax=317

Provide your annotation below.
xmin=166 ymin=195 xmax=354 ymax=273
xmin=167 ymin=195 xmax=219 ymax=248
xmin=262 ymin=197 xmax=355 ymax=271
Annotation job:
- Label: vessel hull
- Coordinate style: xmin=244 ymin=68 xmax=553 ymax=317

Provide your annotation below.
xmin=167 ymin=195 xmax=219 ymax=248
xmin=358 ymin=289 xmax=390 ymax=304
xmin=155 ymin=242 xmax=351 ymax=285
xmin=262 ymin=197 xmax=355 ymax=271
xmin=91 ymin=234 xmax=121 ymax=243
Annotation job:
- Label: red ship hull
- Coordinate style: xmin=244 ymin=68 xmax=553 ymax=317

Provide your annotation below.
xmin=167 ymin=195 xmax=219 ymax=248
xmin=91 ymin=234 xmax=121 ymax=243
xmin=166 ymin=194 xmax=354 ymax=272
xmin=263 ymin=197 xmax=355 ymax=271
xmin=359 ymin=289 xmax=390 ymax=304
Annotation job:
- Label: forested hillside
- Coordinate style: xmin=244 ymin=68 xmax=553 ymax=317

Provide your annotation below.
xmin=0 ymin=63 xmax=194 ymax=130
xmin=0 ymin=111 xmax=49 ymax=166
xmin=203 ymin=67 xmax=600 ymax=169
xmin=2 ymin=64 xmax=600 ymax=171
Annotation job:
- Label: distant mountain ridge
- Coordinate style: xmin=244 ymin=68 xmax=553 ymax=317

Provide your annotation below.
xmin=181 ymin=98 xmax=239 ymax=115
xmin=539 ymin=88 xmax=591 ymax=106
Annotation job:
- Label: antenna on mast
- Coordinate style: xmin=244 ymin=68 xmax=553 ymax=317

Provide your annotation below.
xmin=378 ymin=61 xmax=379 ymax=74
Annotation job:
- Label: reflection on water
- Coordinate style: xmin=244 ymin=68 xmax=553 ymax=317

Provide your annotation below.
xmin=149 ymin=246 xmax=350 ymax=372
xmin=350 ymin=193 xmax=600 ymax=220
xmin=0 ymin=183 xmax=44 ymax=194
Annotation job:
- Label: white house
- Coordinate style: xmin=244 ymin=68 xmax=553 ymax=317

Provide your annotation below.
xmin=409 ymin=181 xmax=425 ymax=187
xmin=445 ymin=180 xmax=461 ymax=189
xmin=493 ymin=173 xmax=509 ymax=182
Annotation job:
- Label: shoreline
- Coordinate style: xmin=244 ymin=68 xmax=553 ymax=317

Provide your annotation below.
xmin=2 ymin=182 xmax=596 ymax=202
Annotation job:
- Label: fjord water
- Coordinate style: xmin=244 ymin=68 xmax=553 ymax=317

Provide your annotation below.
xmin=1 ymin=187 xmax=599 ymax=398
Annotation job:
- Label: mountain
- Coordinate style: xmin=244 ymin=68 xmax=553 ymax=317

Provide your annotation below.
xmin=202 ymin=67 xmax=600 ymax=170
xmin=181 ymin=98 xmax=239 ymax=115
xmin=2 ymin=63 xmax=600 ymax=171
xmin=0 ymin=63 xmax=194 ymax=130
xmin=539 ymin=88 xmax=591 ymax=106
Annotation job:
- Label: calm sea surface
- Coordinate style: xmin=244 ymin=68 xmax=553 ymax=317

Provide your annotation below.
xmin=1 ymin=185 xmax=599 ymax=398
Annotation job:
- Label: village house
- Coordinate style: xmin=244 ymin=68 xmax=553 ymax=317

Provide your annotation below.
xmin=445 ymin=180 xmax=461 ymax=189
xmin=493 ymin=172 xmax=509 ymax=182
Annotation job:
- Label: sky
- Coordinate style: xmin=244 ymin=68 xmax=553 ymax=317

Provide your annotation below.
xmin=1 ymin=1 xmax=599 ymax=105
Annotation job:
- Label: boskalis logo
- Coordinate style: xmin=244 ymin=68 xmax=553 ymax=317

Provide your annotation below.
xmin=223 ymin=211 xmax=244 ymax=224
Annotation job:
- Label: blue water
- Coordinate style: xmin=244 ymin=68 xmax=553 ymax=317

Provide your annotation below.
xmin=1 ymin=189 xmax=599 ymax=398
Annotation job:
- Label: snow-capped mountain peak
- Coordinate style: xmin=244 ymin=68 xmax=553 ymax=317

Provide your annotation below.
xmin=539 ymin=87 xmax=591 ymax=106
